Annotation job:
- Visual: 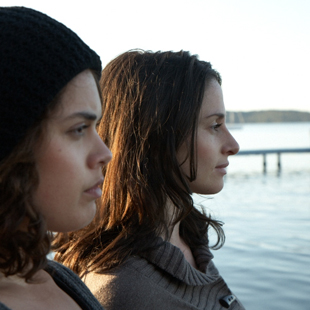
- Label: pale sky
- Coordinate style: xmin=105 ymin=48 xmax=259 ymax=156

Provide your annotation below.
xmin=2 ymin=0 xmax=310 ymax=112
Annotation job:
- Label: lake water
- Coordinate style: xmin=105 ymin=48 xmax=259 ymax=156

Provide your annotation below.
xmin=194 ymin=122 xmax=310 ymax=310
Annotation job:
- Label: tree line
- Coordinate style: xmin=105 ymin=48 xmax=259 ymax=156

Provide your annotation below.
xmin=226 ymin=110 xmax=310 ymax=123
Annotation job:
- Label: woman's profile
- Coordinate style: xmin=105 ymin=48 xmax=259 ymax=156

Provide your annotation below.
xmin=55 ymin=50 xmax=244 ymax=310
xmin=0 ymin=6 xmax=111 ymax=310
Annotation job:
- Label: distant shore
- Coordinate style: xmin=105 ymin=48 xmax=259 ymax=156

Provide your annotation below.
xmin=226 ymin=110 xmax=310 ymax=123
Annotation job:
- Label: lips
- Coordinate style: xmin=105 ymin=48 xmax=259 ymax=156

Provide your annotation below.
xmin=215 ymin=162 xmax=229 ymax=175
xmin=84 ymin=178 xmax=104 ymax=199
xmin=215 ymin=162 xmax=229 ymax=169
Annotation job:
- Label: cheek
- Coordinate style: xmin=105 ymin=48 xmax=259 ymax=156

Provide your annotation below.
xmin=33 ymin=153 xmax=84 ymax=231
xmin=34 ymin=143 xmax=82 ymax=202
xmin=196 ymin=136 xmax=213 ymax=166
xmin=42 ymin=149 xmax=76 ymax=177
xmin=37 ymin=138 xmax=83 ymax=176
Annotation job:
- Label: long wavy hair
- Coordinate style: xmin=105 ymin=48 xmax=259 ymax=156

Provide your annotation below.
xmin=0 ymin=104 xmax=58 ymax=281
xmin=53 ymin=50 xmax=225 ymax=276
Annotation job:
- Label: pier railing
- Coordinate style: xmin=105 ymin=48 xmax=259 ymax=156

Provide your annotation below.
xmin=235 ymin=148 xmax=310 ymax=173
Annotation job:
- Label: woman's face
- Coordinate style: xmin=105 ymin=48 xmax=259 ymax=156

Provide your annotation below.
xmin=177 ymin=79 xmax=239 ymax=195
xmin=32 ymin=70 xmax=112 ymax=232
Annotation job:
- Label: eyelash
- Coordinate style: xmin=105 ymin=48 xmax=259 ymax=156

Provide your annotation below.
xmin=211 ymin=123 xmax=223 ymax=131
xmin=71 ymin=124 xmax=89 ymax=136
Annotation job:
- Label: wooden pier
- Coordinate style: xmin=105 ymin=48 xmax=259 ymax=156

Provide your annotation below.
xmin=235 ymin=148 xmax=310 ymax=173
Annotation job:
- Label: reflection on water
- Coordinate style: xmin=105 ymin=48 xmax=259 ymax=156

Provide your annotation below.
xmin=194 ymin=172 xmax=310 ymax=310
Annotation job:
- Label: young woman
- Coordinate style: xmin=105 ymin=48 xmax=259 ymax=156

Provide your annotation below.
xmin=0 ymin=7 xmax=111 ymax=310
xmin=55 ymin=50 xmax=244 ymax=309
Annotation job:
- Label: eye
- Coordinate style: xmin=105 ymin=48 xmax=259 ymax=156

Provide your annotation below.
xmin=211 ymin=122 xmax=223 ymax=131
xmin=70 ymin=124 xmax=89 ymax=136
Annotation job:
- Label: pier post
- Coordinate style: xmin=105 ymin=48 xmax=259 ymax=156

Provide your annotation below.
xmin=277 ymin=152 xmax=281 ymax=173
xmin=263 ymin=153 xmax=267 ymax=173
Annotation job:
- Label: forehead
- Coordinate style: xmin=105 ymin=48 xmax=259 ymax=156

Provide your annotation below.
xmin=50 ymin=70 xmax=101 ymax=120
xmin=200 ymin=79 xmax=225 ymax=118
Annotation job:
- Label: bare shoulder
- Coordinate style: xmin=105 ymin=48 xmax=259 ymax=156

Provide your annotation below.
xmin=0 ymin=270 xmax=82 ymax=310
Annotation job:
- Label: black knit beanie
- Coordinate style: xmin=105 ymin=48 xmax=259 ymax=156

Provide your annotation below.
xmin=0 ymin=6 xmax=102 ymax=162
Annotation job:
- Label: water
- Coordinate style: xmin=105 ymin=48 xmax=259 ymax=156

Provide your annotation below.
xmin=194 ymin=122 xmax=310 ymax=310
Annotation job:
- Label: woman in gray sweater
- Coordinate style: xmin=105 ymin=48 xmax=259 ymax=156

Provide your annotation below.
xmin=0 ymin=7 xmax=111 ymax=310
xmin=55 ymin=50 xmax=244 ymax=309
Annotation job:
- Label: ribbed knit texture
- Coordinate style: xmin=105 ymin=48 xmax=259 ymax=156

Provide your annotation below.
xmin=0 ymin=260 xmax=104 ymax=310
xmin=0 ymin=6 xmax=101 ymax=162
xmin=84 ymin=239 xmax=245 ymax=309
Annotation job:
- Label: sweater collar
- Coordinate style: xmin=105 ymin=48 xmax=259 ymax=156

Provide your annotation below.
xmin=140 ymin=238 xmax=220 ymax=286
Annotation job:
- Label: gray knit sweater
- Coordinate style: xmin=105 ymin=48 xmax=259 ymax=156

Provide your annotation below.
xmin=84 ymin=239 xmax=245 ymax=309
xmin=0 ymin=260 xmax=104 ymax=310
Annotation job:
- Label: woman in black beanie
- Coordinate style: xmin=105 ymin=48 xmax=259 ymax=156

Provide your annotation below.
xmin=0 ymin=6 xmax=111 ymax=310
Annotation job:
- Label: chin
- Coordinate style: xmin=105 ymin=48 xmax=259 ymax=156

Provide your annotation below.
xmin=194 ymin=184 xmax=224 ymax=195
xmin=48 ymin=213 xmax=96 ymax=233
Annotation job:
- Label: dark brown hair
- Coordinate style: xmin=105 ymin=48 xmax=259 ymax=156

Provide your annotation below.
xmin=0 ymin=108 xmax=53 ymax=281
xmin=53 ymin=50 xmax=225 ymax=276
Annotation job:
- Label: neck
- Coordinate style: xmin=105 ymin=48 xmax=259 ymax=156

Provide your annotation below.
xmin=169 ymin=221 xmax=183 ymax=248
xmin=165 ymin=201 xmax=198 ymax=269
xmin=0 ymin=269 xmax=48 ymax=286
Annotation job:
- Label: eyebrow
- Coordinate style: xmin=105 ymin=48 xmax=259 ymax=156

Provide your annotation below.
xmin=64 ymin=111 xmax=100 ymax=121
xmin=205 ymin=113 xmax=225 ymax=119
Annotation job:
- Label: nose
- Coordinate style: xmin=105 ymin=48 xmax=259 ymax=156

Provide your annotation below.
xmin=99 ymin=141 xmax=112 ymax=167
xmin=223 ymin=129 xmax=240 ymax=156
xmin=88 ymin=133 xmax=112 ymax=169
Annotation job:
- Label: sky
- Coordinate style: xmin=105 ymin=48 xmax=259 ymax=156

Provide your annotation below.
xmin=2 ymin=0 xmax=310 ymax=112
